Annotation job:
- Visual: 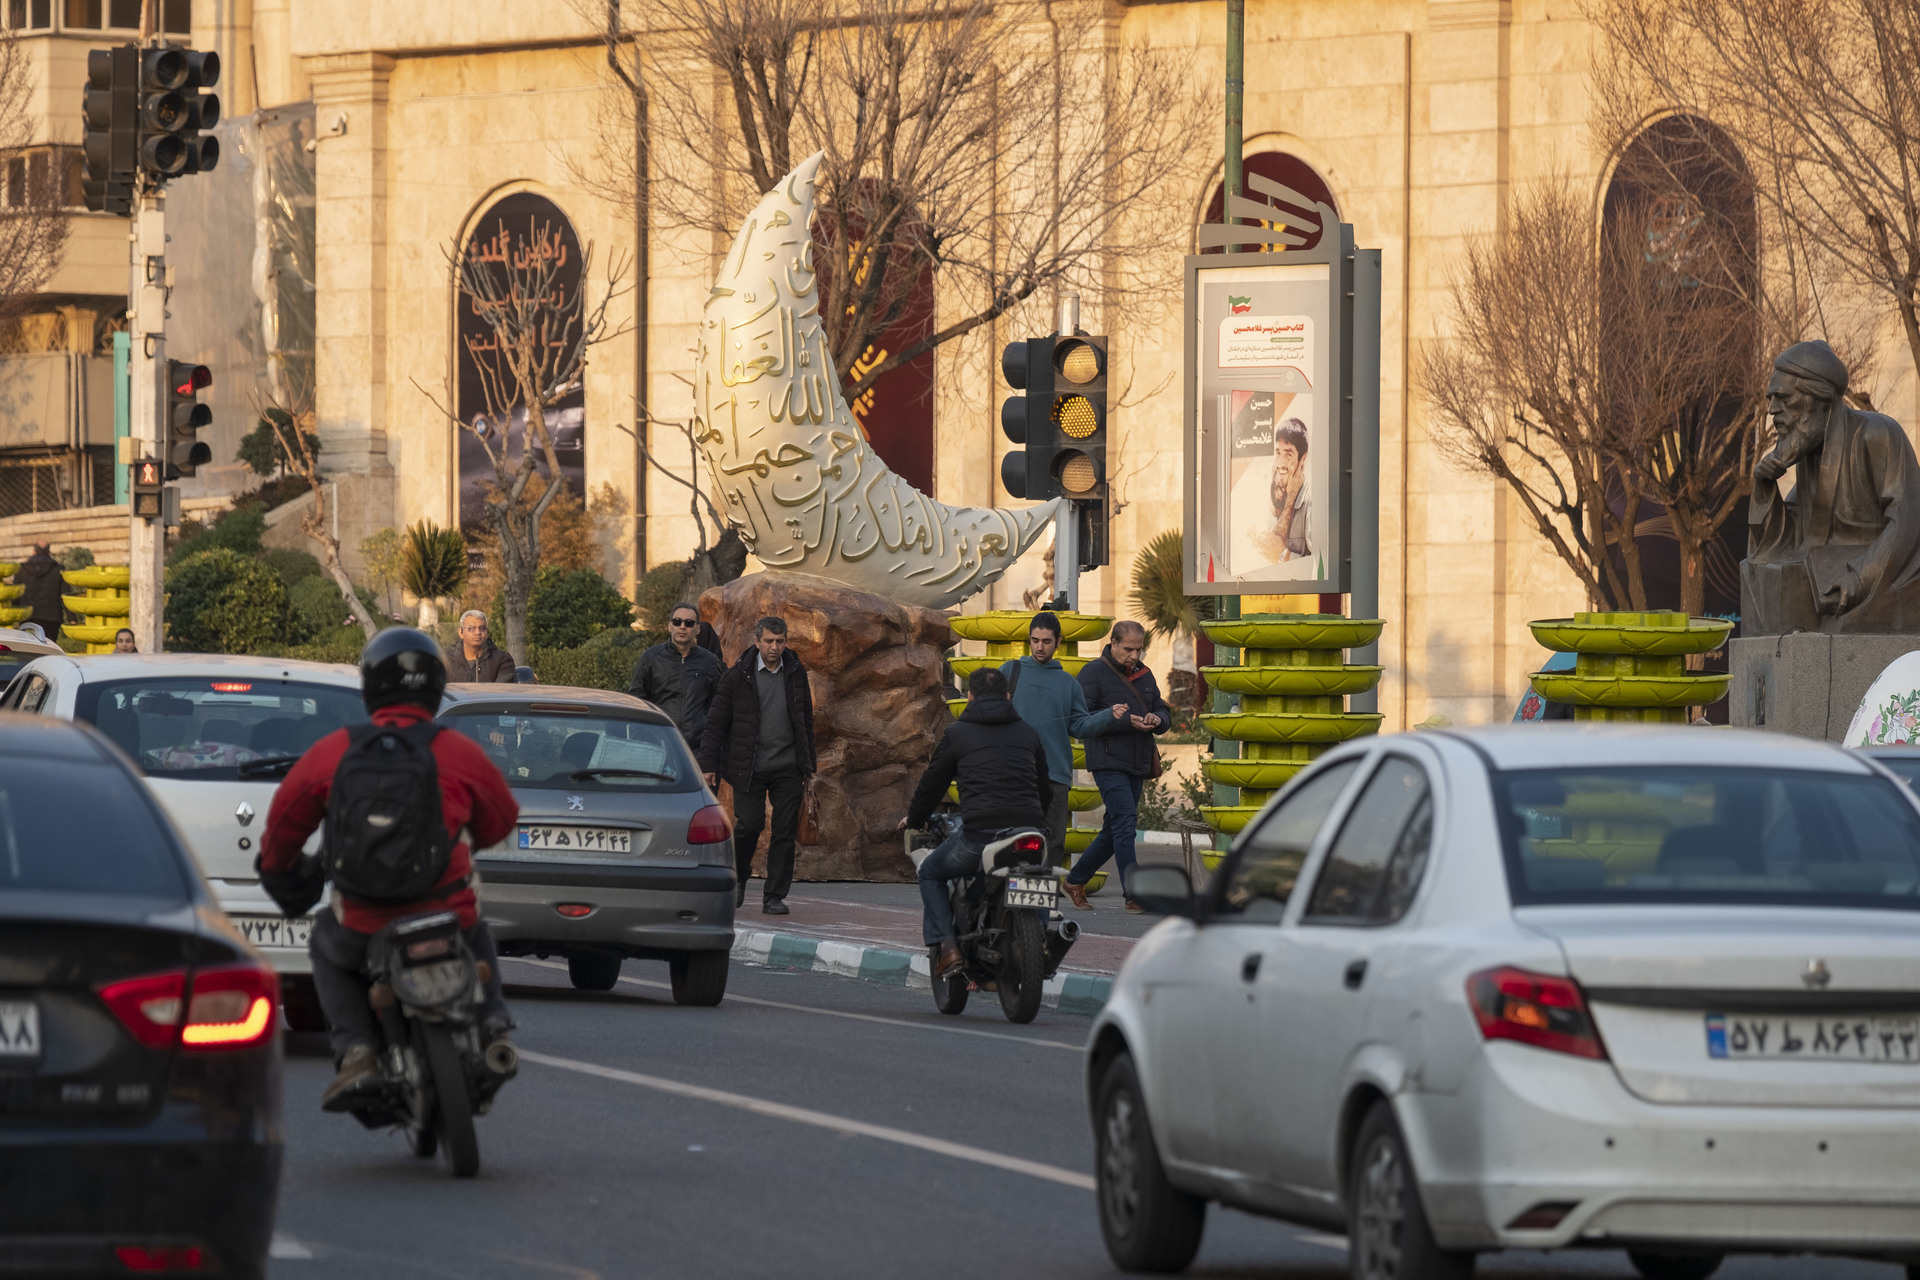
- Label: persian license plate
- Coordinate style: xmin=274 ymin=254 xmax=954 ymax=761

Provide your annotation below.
xmin=1705 ymin=1013 xmax=1920 ymax=1063
xmin=1006 ymin=875 xmax=1058 ymax=909
xmin=0 ymin=1001 xmax=41 ymax=1059
xmin=231 ymin=914 xmax=312 ymax=949
xmin=517 ymin=825 xmax=635 ymax=855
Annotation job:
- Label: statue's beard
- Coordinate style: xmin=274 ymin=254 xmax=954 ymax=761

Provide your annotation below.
xmin=1771 ymin=414 xmax=1827 ymax=468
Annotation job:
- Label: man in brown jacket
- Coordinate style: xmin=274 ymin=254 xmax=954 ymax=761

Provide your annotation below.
xmin=445 ymin=609 xmax=517 ymax=682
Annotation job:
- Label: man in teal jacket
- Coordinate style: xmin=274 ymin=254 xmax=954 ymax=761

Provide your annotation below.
xmin=999 ymin=611 xmax=1112 ymax=866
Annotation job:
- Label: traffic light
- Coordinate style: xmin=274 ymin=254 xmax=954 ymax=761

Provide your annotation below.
xmin=1048 ymin=334 xmax=1108 ymax=508
xmin=135 ymin=45 xmax=219 ymax=180
xmin=997 ymin=337 xmax=1055 ymax=501
xmin=81 ymin=46 xmax=137 ymax=215
xmin=166 ymin=360 xmax=212 ymax=478
xmin=131 ymin=456 xmax=163 ymax=520
xmin=179 ymin=50 xmax=220 ymax=174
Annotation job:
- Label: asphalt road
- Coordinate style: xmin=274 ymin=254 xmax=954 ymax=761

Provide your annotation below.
xmin=266 ymin=958 xmax=1908 ymax=1280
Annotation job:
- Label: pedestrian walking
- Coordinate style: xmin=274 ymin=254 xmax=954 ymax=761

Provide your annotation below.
xmin=999 ymin=610 xmax=1106 ymax=866
xmin=697 ymin=616 xmax=816 ymax=915
xmin=113 ymin=627 xmax=137 ymax=653
xmin=445 ymin=609 xmax=516 ymax=682
xmin=11 ymin=541 xmax=64 ymax=641
xmin=628 ymin=602 xmax=723 ymax=748
xmin=1062 ymin=620 xmax=1172 ymax=913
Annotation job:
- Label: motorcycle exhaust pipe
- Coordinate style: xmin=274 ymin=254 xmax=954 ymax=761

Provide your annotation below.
xmin=483 ymin=1038 xmax=519 ymax=1077
xmin=1057 ymin=918 xmax=1081 ymax=943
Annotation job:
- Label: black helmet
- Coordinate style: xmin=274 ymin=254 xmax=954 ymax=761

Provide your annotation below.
xmin=360 ymin=627 xmax=448 ymax=714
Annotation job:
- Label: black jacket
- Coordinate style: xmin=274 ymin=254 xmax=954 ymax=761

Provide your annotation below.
xmin=906 ymin=695 xmax=1053 ymax=833
xmin=628 ymin=640 xmax=723 ymax=744
xmin=1078 ymin=646 xmax=1172 ymax=777
xmin=696 ymin=648 xmax=816 ymax=786
xmin=446 ymin=641 xmax=516 ymax=683
xmin=12 ymin=551 xmax=63 ymax=634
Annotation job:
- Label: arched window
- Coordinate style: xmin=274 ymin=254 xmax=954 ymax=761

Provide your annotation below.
xmin=1201 ymin=152 xmax=1338 ymax=253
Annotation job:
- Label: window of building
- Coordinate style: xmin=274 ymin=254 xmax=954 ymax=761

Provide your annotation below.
xmin=3 ymin=147 xmax=84 ymax=210
xmin=4 ymin=0 xmax=53 ymax=30
xmin=58 ymin=0 xmax=178 ymax=29
xmin=162 ymin=0 xmax=187 ymax=33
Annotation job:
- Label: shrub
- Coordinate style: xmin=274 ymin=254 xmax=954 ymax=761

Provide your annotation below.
xmin=165 ymin=549 xmax=291 ymax=654
xmin=257 ymin=634 xmax=365 ymax=666
xmin=288 ymin=574 xmax=354 ymax=644
xmin=168 ymin=506 xmax=266 ymax=565
xmin=1136 ymin=772 xmax=1210 ymax=832
xmin=523 ymin=566 xmax=635 ymax=650
xmin=56 ymin=546 xmax=95 ymax=571
xmin=259 ymin=547 xmax=323 ymax=588
xmin=633 ymin=559 xmax=693 ymax=632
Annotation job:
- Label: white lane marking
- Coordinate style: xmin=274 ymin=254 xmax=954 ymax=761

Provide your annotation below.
xmin=505 ymin=957 xmax=1082 ymax=1052
xmin=1297 ymin=1233 xmax=1348 ymax=1250
xmin=269 ymin=1236 xmax=314 ymax=1260
xmin=518 ymin=1048 xmax=1097 ymax=1192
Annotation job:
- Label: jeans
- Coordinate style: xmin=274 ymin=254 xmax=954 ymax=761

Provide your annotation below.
xmin=1065 ymin=770 xmax=1147 ymax=896
xmin=309 ymin=911 xmax=508 ymax=1063
xmin=734 ymin=767 xmax=806 ymax=900
xmin=918 ymin=826 xmax=1021 ymax=947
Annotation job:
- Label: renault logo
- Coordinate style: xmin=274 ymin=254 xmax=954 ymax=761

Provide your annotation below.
xmin=567 ymin=795 xmax=585 ymax=811
xmin=235 ymin=802 xmax=254 ymax=827
xmin=1804 ymin=958 xmax=1832 ymax=989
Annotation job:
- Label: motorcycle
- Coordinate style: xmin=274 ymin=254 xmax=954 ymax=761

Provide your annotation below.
xmin=346 ymin=910 xmax=516 ymax=1178
xmin=910 ymin=817 xmax=1080 ymax=1024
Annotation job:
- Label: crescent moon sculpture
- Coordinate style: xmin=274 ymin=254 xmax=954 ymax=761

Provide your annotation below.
xmin=693 ymin=151 xmax=1061 ymax=609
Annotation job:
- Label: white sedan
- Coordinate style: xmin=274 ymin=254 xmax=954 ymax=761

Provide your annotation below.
xmin=1088 ymin=724 xmax=1920 ymax=1280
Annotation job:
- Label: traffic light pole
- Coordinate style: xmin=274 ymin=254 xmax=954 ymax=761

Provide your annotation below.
xmin=128 ymin=183 xmax=166 ymax=654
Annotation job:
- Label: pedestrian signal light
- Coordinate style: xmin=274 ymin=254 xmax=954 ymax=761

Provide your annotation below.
xmin=131 ymin=456 xmax=164 ymax=520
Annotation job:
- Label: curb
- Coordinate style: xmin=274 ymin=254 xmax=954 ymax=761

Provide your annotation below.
xmin=730 ymin=928 xmax=1114 ymax=1016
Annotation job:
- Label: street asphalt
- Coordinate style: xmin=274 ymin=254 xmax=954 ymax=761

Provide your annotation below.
xmin=266 ymin=955 xmax=1908 ymax=1280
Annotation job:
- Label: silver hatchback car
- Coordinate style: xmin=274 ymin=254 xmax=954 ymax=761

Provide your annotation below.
xmin=438 ymin=683 xmax=735 ymax=1004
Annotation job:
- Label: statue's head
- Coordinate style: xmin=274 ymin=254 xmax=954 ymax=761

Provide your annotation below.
xmin=1766 ymin=340 xmax=1849 ymax=461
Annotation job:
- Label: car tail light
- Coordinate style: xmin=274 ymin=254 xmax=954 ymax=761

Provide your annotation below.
xmin=688 ymin=804 xmax=731 ymax=845
xmin=1466 ymin=966 xmax=1607 ymax=1060
xmin=114 ymin=1244 xmax=209 ymax=1271
xmin=180 ymin=964 xmax=277 ymax=1049
xmin=556 ymin=903 xmax=593 ymax=918
xmin=98 ymin=971 xmax=187 ymax=1049
xmin=1012 ymin=833 xmax=1045 ymax=856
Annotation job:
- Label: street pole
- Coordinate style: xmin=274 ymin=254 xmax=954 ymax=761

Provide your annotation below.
xmin=1210 ymin=0 xmax=1247 ymax=822
xmin=128 ymin=181 xmax=166 ymax=653
xmin=1056 ymin=292 xmax=1081 ymax=612
xmin=1350 ymin=249 xmax=1382 ymax=713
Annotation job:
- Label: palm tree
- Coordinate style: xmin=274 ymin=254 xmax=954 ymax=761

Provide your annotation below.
xmin=402 ymin=521 xmax=470 ymax=630
xmin=1130 ymin=529 xmax=1214 ymax=711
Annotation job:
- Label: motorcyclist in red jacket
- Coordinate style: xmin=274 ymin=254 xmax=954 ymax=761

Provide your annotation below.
xmin=258 ymin=628 xmax=519 ymax=1109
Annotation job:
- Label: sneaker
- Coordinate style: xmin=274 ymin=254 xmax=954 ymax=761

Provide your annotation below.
xmin=1062 ymin=880 xmax=1091 ymax=910
xmin=1124 ymin=898 xmax=1144 ymax=914
xmin=762 ymin=898 xmax=789 ymax=915
xmin=320 ymin=1043 xmax=382 ymax=1112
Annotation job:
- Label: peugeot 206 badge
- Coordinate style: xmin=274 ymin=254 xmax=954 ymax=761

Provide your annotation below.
xmin=567 ymin=795 xmax=585 ymax=811
xmin=1803 ymin=958 xmax=1832 ymax=989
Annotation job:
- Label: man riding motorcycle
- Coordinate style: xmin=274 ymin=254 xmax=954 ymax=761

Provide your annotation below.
xmin=898 ymin=667 xmax=1053 ymax=978
xmin=257 ymin=628 xmax=520 ymax=1109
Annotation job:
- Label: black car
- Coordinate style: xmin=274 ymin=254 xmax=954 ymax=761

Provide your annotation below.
xmin=0 ymin=711 xmax=282 ymax=1278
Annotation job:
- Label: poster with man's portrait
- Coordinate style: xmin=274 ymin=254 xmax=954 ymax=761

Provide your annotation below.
xmin=1189 ymin=261 xmax=1336 ymax=589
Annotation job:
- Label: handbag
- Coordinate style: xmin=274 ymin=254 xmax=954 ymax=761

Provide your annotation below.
xmin=797 ymin=776 xmax=823 ymax=844
xmin=1112 ymin=657 xmax=1165 ymax=780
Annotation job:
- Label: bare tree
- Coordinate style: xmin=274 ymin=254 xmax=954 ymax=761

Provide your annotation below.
xmin=0 ymin=29 xmax=68 ymax=334
xmin=1594 ymin=0 xmax=1920 ymax=387
xmin=258 ymin=397 xmax=378 ymax=641
xmin=416 ymin=220 xmax=630 ymax=662
xmin=1422 ymin=177 xmax=1771 ymax=616
xmin=585 ymin=0 xmax=1209 ymax=402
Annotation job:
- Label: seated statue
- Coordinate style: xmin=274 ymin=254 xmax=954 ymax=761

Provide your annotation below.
xmin=1741 ymin=340 xmax=1920 ymax=635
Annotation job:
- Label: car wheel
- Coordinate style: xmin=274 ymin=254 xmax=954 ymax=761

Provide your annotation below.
xmin=669 ymin=951 xmax=728 ymax=1006
xmin=568 ymin=953 xmax=623 ymax=991
xmin=282 ymin=983 xmax=328 ymax=1034
xmin=1628 ymin=1252 xmax=1723 ymax=1280
xmin=1094 ymin=1051 xmax=1205 ymax=1273
xmin=1349 ymin=1101 xmax=1473 ymax=1280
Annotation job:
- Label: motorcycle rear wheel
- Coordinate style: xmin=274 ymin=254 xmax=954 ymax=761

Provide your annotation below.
xmin=998 ymin=909 xmax=1046 ymax=1024
xmin=419 ymin=1023 xmax=480 ymax=1178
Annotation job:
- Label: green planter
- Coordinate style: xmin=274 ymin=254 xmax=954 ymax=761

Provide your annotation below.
xmin=1526 ymin=612 xmax=1730 ymax=723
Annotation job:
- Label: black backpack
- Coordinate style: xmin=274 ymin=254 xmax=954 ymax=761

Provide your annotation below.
xmin=323 ymin=722 xmax=452 ymax=903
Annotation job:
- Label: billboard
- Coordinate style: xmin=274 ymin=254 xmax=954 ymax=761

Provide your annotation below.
xmin=1184 ymin=224 xmax=1355 ymax=596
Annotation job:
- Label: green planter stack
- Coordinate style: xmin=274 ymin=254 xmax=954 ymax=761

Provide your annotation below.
xmin=0 ymin=563 xmax=23 ymax=627
xmin=1198 ymin=614 xmax=1385 ymax=845
xmin=1526 ymin=612 xmax=1732 ymax=723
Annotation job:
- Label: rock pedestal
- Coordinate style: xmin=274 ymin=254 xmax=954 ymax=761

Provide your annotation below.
xmin=1729 ymin=633 xmax=1920 ymax=742
xmin=699 ymin=571 xmax=954 ymax=881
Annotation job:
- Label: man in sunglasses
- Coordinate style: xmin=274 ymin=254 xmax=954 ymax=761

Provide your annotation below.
xmin=629 ymin=602 xmax=724 ymax=749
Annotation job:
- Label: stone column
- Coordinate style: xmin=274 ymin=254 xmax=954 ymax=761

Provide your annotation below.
xmin=304 ymin=52 xmax=396 ymax=582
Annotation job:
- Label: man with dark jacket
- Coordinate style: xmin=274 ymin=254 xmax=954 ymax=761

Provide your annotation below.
xmin=629 ymin=601 xmax=722 ymax=747
xmin=11 ymin=541 xmax=64 ymax=640
xmin=446 ymin=609 xmax=517 ymax=682
xmin=901 ymin=667 xmax=1053 ymax=977
xmin=1063 ymin=620 xmax=1172 ymax=913
xmin=697 ymin=616 xmax=816 ymax=915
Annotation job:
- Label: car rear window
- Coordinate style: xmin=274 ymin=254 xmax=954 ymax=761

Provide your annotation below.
xmin=439 ymin=705 xmax=695 ymax=792
xmin=1868 ymin=752 xmax=1920 ymax=790
xmin=1495 ymin=766 xmax=1920 ymax=909
xmin=74 ymin=677 xmax=364 ymax=779
xmin=0 ymin=754 xmax=188 ymax=898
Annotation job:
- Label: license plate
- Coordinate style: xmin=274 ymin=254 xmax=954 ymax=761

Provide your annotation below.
xmin=516 ymin=825 xmax=635 ymax=855
xmin=1006 ymin=876 xmax=1058 ymax=909
xmin=0 ymin=1002 xmax=40 ymax=1059
xmin=1706 ymin=1013 xmax=1920 ymax=1063
xmin=232 ymin=914 xmax=312 ymax=949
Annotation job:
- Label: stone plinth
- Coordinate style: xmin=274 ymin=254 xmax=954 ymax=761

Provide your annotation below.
xmin=700 ymin=571 xmax=954 ymax=881
xmin=1729 ymin=634 xmax=1920 ymax=741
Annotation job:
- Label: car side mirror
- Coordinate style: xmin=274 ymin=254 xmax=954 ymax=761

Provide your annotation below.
xmin=1129 ymin=864 xmax=1198 ymax=918
xmin=514 ymin=666 xmax=536 ymax=684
